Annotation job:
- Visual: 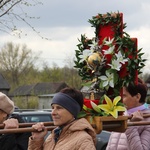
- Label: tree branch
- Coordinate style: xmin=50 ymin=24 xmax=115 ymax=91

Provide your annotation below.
xmin=0 ymin=0 xmax=12 ymax=9
xmin=0 ymin=0 xmax=21 ymax=17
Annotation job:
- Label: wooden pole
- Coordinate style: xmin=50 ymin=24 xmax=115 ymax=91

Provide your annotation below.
xmin=0 ymin=122 xmax=55 ymax=134
xmin=128 ymin=114 xmax=150 ymax=119
xmin=1 ymin=121 xmax=150 ymax=134
xmin=127 ymin=121 xmax=150 ymax=126
xmin=1 ymin=114 xmax=150 ymax=134
xmin=0 ymin=122 xmax=54 ymax=129
xmin=0 ymin=126 xmax=56 ymax=134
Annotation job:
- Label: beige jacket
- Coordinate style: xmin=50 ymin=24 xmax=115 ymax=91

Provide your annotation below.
xmin=28 ymin=118 xmax=96 ymax=150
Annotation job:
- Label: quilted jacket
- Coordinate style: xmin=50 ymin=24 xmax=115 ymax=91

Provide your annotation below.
xmin=106 ymin=109 xmax=150 ymax=150
xmin=28 ymin=118 xmax=96 ymax=150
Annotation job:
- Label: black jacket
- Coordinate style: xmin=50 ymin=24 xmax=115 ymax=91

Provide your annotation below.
xmin=0 ymin=114 xmax=31 ymax=150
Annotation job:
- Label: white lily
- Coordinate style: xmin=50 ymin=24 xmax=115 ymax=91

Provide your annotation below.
xmin=115 ymin=51 xmax=128 ymax=64
xmin=79 ymin=49 xmax=93 ymax=62
xmin=103 ymin=45 xmax=115 ymax=55
xmin=89 ymin=40 xmax=98 ymax=49
xmin=108 ymin=59 xmax=122 ymax=71
xmin=104 ymin=38 xmax=114 ymax=46
xmin=99 ymin=70 xmax=114 ymax=88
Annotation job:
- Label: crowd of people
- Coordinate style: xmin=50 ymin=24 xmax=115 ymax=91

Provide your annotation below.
xmin=0 ymin=78 xmax=150 ymax=150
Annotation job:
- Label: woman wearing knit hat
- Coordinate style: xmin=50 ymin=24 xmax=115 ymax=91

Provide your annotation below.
xmin=28 ymin=87 xmax=96 ymax=150
xmin=0 ymin=92 xmax=30 ymax=150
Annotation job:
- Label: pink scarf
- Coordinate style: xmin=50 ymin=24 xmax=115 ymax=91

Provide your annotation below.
xmin=125 ymin=103 xmax=149 ymax=115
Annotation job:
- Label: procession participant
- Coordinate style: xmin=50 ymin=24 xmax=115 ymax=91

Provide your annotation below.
xmin=106 ymin=78 xmax=150 ymax=150
xmin=28 ymin=87 xmax=96 ymax=150
xmin=0 ymin=92 xmax=30 ymax=150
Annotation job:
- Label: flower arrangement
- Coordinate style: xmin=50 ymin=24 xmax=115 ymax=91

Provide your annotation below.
xmin=75 ymin=12 xmax=146 ymax=119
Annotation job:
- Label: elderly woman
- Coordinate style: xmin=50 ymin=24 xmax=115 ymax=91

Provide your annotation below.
xmin=28 ymin=87 xmax=96 ymax=150
xmin=106 ymin=78 xmax=150 ymax=150
xmin=0 ymin=92 xmax=30 ymax=150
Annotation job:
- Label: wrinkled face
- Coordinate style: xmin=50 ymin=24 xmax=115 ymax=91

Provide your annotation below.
xmin=51 ymin=104 xmax=74 ymax=126
xmin=0 ymin=110 xmax=8 ymax=124
xmin=122 ymin=87 xmax=140 ymax=110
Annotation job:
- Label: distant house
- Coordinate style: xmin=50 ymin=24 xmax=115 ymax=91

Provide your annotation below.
xmin=38 ymin=94 xmax=56 ymax=109
xmin=10 ymin=82 xmax=69 ymax=108
xmin=0 ymin=73 xmax=10 ymax=95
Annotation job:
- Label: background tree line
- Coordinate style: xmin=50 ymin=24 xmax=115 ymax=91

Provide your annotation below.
xmin=0 ymin=1 xmax=149 ymax=93
xmin=0 ymin=42 xmax=149 ymax=93
xmin=0 ymin=42 xmax=150 ymax=109
xmin=0 ymin=42 xmax=83 ymax=92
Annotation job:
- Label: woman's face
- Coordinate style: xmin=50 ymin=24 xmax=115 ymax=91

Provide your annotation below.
xmin=122 ymin=87 xmax=141 ymax=110
xmin=0 ymin=110 xmax=8 ymax=124
xmin=51 ymin=104 xmax=74 ymax=126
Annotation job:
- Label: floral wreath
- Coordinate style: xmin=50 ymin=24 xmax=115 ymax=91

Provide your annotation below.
xmin=74 ymin=12 xmax=146 ymax=118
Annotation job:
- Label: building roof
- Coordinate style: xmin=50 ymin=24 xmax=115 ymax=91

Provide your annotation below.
xmin=0 ymin=73 xmax=10 ymax=90
xmin=10 ymin=82 xmax=68 ymax=96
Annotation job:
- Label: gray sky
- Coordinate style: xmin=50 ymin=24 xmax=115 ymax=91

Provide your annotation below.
xmin=0 ymin=0 xmax=150 ymax=73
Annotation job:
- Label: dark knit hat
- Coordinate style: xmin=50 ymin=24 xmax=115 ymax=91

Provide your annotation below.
xmin=51 ymin=92 xmax=81 ymax=118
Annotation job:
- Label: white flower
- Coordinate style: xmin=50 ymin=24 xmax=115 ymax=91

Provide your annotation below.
xmin=108 ymin=59 xmax=122 ymax=71
xmin=115 ymin=51 xmax=128 ymax=64
xmin=99 ymin=70 xmax=114 ymax=88
xmin=107 ymin=52 xmax=128 ymax=71
xmin=103 ymin=45 xmax=115 ymax=55
xmin=104 ymin=38 xmax=114 ymax=46
xmin=79 ymin=49 xmax=92 ymax=62
xmin=89 ymin=39 xmax=101 ymax=51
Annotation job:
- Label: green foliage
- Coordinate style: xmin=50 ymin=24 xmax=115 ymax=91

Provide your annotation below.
xmin=14 ymin=96 xmax=38 ymax=109
xmin=28 ymin=98 xmax=39 ymax=109
xmin=14 ymin=97 xmax=27 ymax=109
xmin=74 ymin=12 xmax=146 ymax=99
xmin=88 ymin=12 xmax=122 ymax=37
xmin=0 ymin=42 xmax=40 ymax=90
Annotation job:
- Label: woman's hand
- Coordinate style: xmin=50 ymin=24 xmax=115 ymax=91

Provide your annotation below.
xmin=31 ymin=122 xmax=48 ymax=140
xmin=3 ymin=118 xmax=19 ymax=129
xmin=131 ymin=110 xmax=143 ymax=121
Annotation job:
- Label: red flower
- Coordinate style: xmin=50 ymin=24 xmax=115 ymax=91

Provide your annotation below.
xmin=84 ymin=98 xmax=99 ymax=109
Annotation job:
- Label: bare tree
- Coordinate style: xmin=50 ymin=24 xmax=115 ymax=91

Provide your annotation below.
xmin=0 ymin=0 xmax=43 ymax=37
xmin=0 ymin=42 xmax=40 ymax=88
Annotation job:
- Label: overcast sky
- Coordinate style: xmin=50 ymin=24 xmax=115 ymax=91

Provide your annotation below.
xmin=0 ymin=0 xmax=150 ymax=73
